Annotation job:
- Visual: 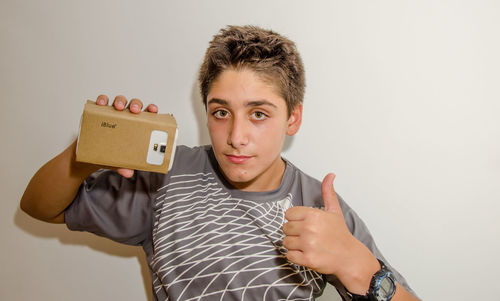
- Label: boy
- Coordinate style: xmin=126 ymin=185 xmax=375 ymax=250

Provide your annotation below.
xmin=21 ymin=25 xmax=419 ymax=300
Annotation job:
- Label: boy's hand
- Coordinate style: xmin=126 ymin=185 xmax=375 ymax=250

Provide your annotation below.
xmin=95 ymin=94 xmax=158 ymax=178
xmin=283 ymin=173 xmax=380 ymax=294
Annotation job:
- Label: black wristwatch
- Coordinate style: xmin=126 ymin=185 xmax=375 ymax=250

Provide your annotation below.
xmin=347 ymin=259 xmax=397 ymax=301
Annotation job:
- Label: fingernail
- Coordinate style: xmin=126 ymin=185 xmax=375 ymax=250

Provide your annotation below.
xmin=97 ymin=99 xmax=105 ymax=105
xmin=131 ymin=104 xmax=139 ymax=112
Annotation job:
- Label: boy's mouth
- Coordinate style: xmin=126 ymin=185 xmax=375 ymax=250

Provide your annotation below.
xmin=225 ymin=154 xmax=252 ymax=164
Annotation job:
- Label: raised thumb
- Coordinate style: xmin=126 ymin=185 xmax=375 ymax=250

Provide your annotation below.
xmin=321 ymin=173 xmax=341 ymax=213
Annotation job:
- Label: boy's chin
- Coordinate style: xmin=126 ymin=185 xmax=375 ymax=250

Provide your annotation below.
xmin=223 ymin=171 xmax=252 ymax=185
xmin=219 ymin=168 xmax=257 ymax=189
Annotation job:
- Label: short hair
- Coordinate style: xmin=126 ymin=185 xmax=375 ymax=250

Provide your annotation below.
xmin=198 ymin=25 xmax=305 ymax=116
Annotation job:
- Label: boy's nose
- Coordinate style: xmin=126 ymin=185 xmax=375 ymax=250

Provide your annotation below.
xmin=227 ymin=116 xmax=249 ymax=148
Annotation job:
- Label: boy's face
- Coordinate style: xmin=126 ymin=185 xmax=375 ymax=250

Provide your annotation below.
xmin=206 ymin=68 xmax=302 ymax=192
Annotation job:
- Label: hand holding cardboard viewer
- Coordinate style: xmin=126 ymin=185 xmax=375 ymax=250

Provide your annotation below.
xmin=76 ymin=97 xmax=177 ymax=175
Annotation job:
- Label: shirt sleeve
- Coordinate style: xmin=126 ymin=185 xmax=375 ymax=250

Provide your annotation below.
xmin=65 ymin=169 xmax=154 ymax=246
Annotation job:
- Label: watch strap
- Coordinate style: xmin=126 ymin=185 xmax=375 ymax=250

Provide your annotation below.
xmin=344 ymin=259 xmax=395 ymax=301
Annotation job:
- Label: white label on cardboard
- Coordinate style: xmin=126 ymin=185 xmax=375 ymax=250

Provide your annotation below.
xmin=146 ymin=130 xmax=168 ymax=165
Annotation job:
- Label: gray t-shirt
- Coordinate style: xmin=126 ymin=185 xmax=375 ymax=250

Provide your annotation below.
xmin=66 ymin=145 xmax=416 ymax=300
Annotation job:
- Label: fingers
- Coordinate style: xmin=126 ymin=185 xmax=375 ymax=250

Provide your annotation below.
xmin=96 ymin=94 xmax=109 ymax=106
xmin=116 ymin=168 xmax=135 ymax=178
xmin=145 ymin=103 xmax=158 ymax=113
xmin=283 ymin=221 xmax=302 ymax=236
xmin=282 ymin=235 xmax=302 ymax=251
xmin=111 ymin=95 xmax=144 ymax=113
xmin=96 ymin=95 xmax=157 ymax=114
xmin=285 ymin=250 xmax=305 ymax=265
xmin=285 ymin=206 xmax=316 ymax=221
xmin=112 ymin=95 xmax=128 ymax=111
xmin=321 ymin=173 xmax=342 ymax=214
xmin=284 ymin=242 xmax=317 ymax=271
xmin=128 ymin=98 xmax=143 ymax=113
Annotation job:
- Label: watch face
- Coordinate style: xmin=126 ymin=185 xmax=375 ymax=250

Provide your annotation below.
xmin=374 ymin=272 xmax=396 ymax=301
xmin=379 ymin=277 xmax=394 ymax=296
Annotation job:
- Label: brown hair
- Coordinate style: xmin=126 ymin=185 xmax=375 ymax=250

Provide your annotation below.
xmin=198 ymin=25 xmax=305 ymax=116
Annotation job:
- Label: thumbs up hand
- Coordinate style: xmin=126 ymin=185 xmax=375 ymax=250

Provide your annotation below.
xmin=283 ymin=173 xmax=380 ymax=294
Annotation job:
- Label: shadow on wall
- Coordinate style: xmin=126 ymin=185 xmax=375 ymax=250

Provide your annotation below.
xmin=11 ymin=79 xmax=211 ymax=301
xmin=14 ymin=207 xmax=153 ymax=300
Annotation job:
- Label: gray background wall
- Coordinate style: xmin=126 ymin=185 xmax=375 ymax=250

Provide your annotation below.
xmin=2 ymin=1 xmax=499 ymax=300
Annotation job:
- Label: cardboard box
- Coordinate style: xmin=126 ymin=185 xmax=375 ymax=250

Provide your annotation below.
xmin=76 ymin=100 xmax=178 ymax=173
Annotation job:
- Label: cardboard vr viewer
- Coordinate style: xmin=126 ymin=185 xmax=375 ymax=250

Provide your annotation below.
xmin=76 ymin=100 xmax=178 ymax=174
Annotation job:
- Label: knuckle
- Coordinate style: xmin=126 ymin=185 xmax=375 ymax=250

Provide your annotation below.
xmin=302 ymin=237 xmax=315 ymax=250
xmin=282 ymin=223 xmax=289 ymax=234
xmin=147 ymin=104 xmax=158 ymax=112
xmin=286 ymin=251 xmax=302 ymax=266
xmin=303 ymin=223 xmax=318 ymax=236
xmin=309 ymin=209 xmax=321 ymax=219
xmin=303 ymin=253 xmax=318 ymax=270
xmin=96 ymin=94 xmax=109 ymax=105
xmin=115 ymin=95 xmax=127 ymax=104
xmin=128 ymin=98 xmax=143 ymax=112
xmin=301 ymin=253 xmax=313 ymax=267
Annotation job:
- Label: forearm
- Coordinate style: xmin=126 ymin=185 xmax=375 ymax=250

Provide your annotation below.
xmin=389 ymin=283 xmax=420 ymax=301
xmin=20 ymin=140 xmax=100 ymax=223
xmin=335 ymin=240 xmax=419 ymax=301
xmin=336 ymin=238 xmax=380 ymax=294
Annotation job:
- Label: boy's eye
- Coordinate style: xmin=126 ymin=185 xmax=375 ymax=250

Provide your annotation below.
xmin=252 ymin=111 xmax=267 ymax=120
xmin=213 ymin=110 xmax=230 ymax=119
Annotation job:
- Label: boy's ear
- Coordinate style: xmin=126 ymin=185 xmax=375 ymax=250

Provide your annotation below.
xmin=286 ymin=105 xmax=303 ymax=136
